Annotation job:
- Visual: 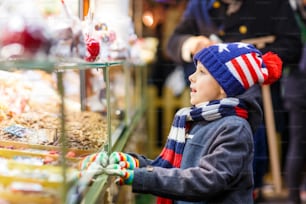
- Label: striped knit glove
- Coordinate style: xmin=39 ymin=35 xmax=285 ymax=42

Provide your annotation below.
xmin=104 ymin=164 xmax=134 ymax=185
xmin=109 ymin=152 xmax=139 ymax=170
xmin=78 ymin=151 xmax=108 ymax=171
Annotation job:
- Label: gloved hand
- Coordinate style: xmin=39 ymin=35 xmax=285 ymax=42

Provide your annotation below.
xmin=104 ymin=164 xmax=134 ymax=185
xmin=109 ymin=152 xmax=139 ymax=170
xmin=78 ymin=151 xmax=108 ymax=171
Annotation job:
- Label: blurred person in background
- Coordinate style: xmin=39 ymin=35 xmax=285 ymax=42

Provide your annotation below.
xmin=285 ymin=0 xmax=306 ymax=203
xmin=146 ymin=0 xmax=188 ymax=95
xmin=166 ymin=0 xmax=302 ymax=202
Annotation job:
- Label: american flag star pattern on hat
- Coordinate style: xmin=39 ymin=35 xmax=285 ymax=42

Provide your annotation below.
xmin=193 ymin=42 xmax=282 ymax=97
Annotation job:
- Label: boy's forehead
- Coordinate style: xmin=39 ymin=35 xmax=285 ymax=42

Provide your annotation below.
xmin=196 ymin=61 xmax=209 ymax=71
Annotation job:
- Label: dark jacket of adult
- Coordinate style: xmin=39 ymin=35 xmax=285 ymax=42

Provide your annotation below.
xmin=167 ymin=0 xmax=302 ymax=80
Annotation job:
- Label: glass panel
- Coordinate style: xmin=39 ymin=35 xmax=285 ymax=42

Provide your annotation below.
xmin=0 ymin=63 xmax=124 ymax=203
xmin=0 ymin=69 xmax=78 ymax=203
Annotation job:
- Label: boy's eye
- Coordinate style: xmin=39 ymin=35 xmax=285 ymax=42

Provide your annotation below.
xmin=200 ymin=69 xmax=206 ymax=74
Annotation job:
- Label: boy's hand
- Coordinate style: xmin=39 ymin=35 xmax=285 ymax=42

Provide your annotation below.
xmin=109 ymin=152 xmax=139 ymax=170
xmin=104 ymin=164 xmax=134 ymax=185
xmin=78 ymin=151 xmax=108 ymax=170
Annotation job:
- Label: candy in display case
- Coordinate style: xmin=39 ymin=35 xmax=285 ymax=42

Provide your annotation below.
xmin=0 ymin=69 xmax=113 ymax=150
xmin=0 ymin=60 xmax=131 ymax=203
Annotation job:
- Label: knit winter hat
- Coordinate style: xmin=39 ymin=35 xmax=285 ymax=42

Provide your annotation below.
xmin=193 ymin=42 xmax=283 ymax=97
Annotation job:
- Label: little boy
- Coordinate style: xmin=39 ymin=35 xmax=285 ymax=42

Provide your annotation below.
xmin=80 ymin=42 xmax=282 ymax=204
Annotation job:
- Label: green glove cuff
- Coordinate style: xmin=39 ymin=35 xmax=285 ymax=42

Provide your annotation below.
xmin=119 ymin=169 xmax=134 ymax=185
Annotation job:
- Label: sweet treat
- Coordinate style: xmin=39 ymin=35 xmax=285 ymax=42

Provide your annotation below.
xmin=0 ymin=111 xmax=110 ymax=150
xmin=91 ymin=0 xmax=137 ymax=60
xmin=2 ymin=25 xmax=47 ymax=53
xmin=13 ymin=156 xmax=44 ymax=166
xmin=3 ymin=125 xmax=32 ymax=138
xmin=85 ymin=36 xmax=100 ymax=62
xmin=10 ymin=182 xmax=43 ymax=193
xmin=0 ymin=16 xmax=51 ymax=59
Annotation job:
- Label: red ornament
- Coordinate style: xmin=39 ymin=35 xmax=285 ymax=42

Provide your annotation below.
xmin=44 ymin=156 xmax=55 ymax=164
xmin=49 ymin=150 xmax=59 ymax=155
xmin=1 ymin=24 xmax=48 ymax=56
xmin=85 ymin=36 xmax=100 ymax=62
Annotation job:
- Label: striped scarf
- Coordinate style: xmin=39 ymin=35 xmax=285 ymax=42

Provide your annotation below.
xmin=152 ymin=98 xmax=248 ymax=204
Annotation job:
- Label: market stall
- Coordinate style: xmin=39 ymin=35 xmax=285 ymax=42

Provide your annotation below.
xmin=0 ymin=0 xmax=148 ymax=203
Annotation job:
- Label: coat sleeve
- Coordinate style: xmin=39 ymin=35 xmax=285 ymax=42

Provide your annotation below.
xmin=131 ymin=119 xmax=254 ymax=202
xmin=127 ymin=152 xmax=154 ymax=168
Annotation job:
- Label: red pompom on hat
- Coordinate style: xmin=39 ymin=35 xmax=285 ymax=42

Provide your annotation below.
xmin=262 ymin=52 xmax=283 ymax=85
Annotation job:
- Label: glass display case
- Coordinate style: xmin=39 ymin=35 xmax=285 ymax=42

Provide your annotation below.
xmin=0 ymin=61 xmax=146 ymax=204
xmin=0 ymin=60 xmax=127 ymax=203
xmin=0 ymin=0 xmax=145 ymax=203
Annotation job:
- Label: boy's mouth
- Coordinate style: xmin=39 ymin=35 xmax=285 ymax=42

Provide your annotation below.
xmin=190 ymin=87 xmax=196 ymax=93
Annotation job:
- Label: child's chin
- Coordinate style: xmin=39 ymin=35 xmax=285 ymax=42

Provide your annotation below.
xmin=190 ymin=100 xmax=196 ymax=106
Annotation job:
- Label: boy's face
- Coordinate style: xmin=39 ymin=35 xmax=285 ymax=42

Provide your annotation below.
xmin=189 ymin=61 xmax=226 ymax=106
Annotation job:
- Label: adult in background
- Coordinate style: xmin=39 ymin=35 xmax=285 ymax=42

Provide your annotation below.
xmin=285 ymin=0 xmax=306 ymax=203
